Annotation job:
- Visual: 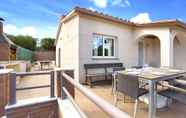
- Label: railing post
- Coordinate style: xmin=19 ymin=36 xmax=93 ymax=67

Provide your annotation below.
xmin=61 ymin=71 xmax=67 ymax=99
xmin=57 ymin=71 xmax=62 ymax=97
xmin=9 ymin=72 xmax=16 ymax=105
xmin=50 ymin=71 xmax=55 ymax=98
xmin=63 ymin=70 xmax=75 ymax=98
xmin=56 ymin=69 xmax=75 ymax=99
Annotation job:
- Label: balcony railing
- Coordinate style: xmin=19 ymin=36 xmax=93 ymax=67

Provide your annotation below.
xmin=3 ymin=68 xmax=131 ymax=118
xmin=9 ymin=71 xmax=55 ymax=105
xmin=55 ymin=68 xmax=131 ymax=118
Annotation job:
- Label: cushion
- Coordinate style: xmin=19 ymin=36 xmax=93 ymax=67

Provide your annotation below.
xmin=139 ymin=93 xmax=170 ymax=109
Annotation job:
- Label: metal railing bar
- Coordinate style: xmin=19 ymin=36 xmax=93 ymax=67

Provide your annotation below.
xmin=16 ymin=71 xmax=51 ymax=76
xmin=63 ymin=87 xmax=87 ymax=118
xmin=50 ymin=71 xmax=55 ymax=98
xmin=62 ymin=72 xmax=131 ymax=118
xmin=9 ymin=72 xmax=16 ymax=105
xmin=161 ymin=83 xmax=186 ymax=93
xmin=16 ymin=85 xmax=51 ymax=91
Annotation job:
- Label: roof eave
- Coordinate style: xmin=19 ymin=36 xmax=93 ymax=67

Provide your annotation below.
xmin=135 ymin=20 xmax=186 ymax=30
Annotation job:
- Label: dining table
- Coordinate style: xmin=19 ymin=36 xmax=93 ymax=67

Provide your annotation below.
xmin=117 ymin=67 xmax=186 ymax=118
xmin=40 ymin=61 xmax=50 ymax=70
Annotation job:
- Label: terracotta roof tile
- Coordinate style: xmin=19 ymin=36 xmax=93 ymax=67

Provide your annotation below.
xmin=55 ymin=7 xmax=186 ymax=44
xmin=74 ymin=6 xmax=134 ymax=25
xmin=60 ymin=6 xmax=134 ymax=26
xmin=61 ymin=6 xmax=186 ymax=29
xmin=61 ymin=6 xmax=186 ymax=28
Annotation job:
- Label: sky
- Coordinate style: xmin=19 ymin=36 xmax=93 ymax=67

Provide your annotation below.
xmin=0 ymin=0 xmax=186 ymax=39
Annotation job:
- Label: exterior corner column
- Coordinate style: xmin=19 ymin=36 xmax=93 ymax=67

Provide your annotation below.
xmin=160 ymin=33 xmax=174 ymax=67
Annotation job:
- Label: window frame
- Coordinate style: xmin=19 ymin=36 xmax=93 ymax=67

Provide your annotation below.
xmin=92 ymin=34 xmax=116 ymax=59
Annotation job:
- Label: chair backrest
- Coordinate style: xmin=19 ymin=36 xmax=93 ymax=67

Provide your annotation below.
xmin=117 ymin=73 xmax=139 ymax=99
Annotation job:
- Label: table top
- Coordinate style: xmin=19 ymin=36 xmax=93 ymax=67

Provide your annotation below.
xmin=118 ymin=67 xmax=186 ymax=81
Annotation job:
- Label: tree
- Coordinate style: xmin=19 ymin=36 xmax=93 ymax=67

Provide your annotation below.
xmin=7 ymin=34 xmax=37 ymax=51
xmin=40 ymin=38 xmax=55 ymax=51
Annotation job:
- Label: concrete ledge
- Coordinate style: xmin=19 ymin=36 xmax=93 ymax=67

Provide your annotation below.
xmin=5 ymin=97 xmax=56 ymax=110
xmin=5 ymin=97 xmax=58 ymax=118
xmin=58 ymin=99 xmax=83 ymax=118
xmin=0 ymin=69 xmax=13 ymax=75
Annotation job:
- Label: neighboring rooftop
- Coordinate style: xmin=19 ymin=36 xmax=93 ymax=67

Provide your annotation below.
xmin=0 ymin=33 xmax=15 ymax=45
xmin=0 ymin=17 xmax=17 ymax=47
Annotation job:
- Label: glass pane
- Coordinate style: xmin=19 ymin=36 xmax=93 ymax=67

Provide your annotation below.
xmin=104 ymin=38 xmax=114 ymax=56
xmin=92 ymin=35 xmax=103 ymax=56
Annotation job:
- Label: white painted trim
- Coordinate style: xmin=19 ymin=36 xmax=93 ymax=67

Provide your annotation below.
xmin=92 ymin=34 xmax=116 ymax=57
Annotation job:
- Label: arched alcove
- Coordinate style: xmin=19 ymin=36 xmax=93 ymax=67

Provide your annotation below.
xmin=138 ymin=35 xmax=161 ymax=67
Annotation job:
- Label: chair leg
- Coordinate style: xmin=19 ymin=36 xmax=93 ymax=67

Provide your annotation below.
xmin=85 ymin=76 xmax=88 ymax=84
xmin=114 ymin=92 xmax=119 ymax=106
xmin=111 ymin=77 xmax=114 ymax=94
xmin=89 ymin=77 xmax=93 ymax=88
xmin=123 ymin=94 xmax=125 ymax=103
xmin=113 ymin=77 xmax=117 ymax=95
xmin=86 ymin=77 xmax=93 ymax=88
xmin=133 ymin=99 xmax=138 ymax=118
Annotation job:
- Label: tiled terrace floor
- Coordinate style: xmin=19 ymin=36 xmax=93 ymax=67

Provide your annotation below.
xmin=16 ymin=75 xmax=50 ymax=100
xmin=17 ymin=75 xmax=186 ymax=118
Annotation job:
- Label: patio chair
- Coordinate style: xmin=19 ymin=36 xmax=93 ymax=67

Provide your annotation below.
xmin=131 ymin=65 xmax=148 ymax=89
xmin=112 ymin=67 xmax=126 ymax=94
xmin=114 ymin=73 xmax=148 ymax=118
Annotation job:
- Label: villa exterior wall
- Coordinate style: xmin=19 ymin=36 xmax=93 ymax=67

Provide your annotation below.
xmin=142 ymin=38 xmax=160 ymax=67
xmin=56 ymin=16 xmax=80 ymax=81
xmin=78 ymin=14 xmax=138 ymax=82
xmin=173 ymin=34 xmax=186 ymax=70
xmin=133 ymin=27 xmax=172 ymax=67
xmin=56 ymin=13 xmax=186 ymax=83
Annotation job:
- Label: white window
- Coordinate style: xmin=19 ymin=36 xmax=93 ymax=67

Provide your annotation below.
xmin=92 ymin=34 xmax=115 ymax=58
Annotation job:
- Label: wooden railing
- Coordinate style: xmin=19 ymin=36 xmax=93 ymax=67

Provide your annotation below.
xmin=9 ymin=71 xmax=55 ymax=105
xmin=2 ymin=68 xmax=131 ymax=118
xmin=3 ymin=70 xmax=56 ymax=117
xmin=55 ymin=68 xmax=131 ymax=118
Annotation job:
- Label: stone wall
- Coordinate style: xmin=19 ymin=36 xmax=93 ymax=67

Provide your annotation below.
xmin=34 ymin=51 xmax=55 ymax=61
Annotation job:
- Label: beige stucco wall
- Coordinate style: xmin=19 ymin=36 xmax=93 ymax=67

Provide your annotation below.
xmin=173 ymin=34 xmax=186 ymax=69
xmin=56 ymin=16 xmax=80 ymax=81
xmin=143 ymin=38 xmax=160 ymax=67
xmin=134 ymin=27 xmax=173 ymax=67
xmin=78 ymin=14 xmax=138 ymax=82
